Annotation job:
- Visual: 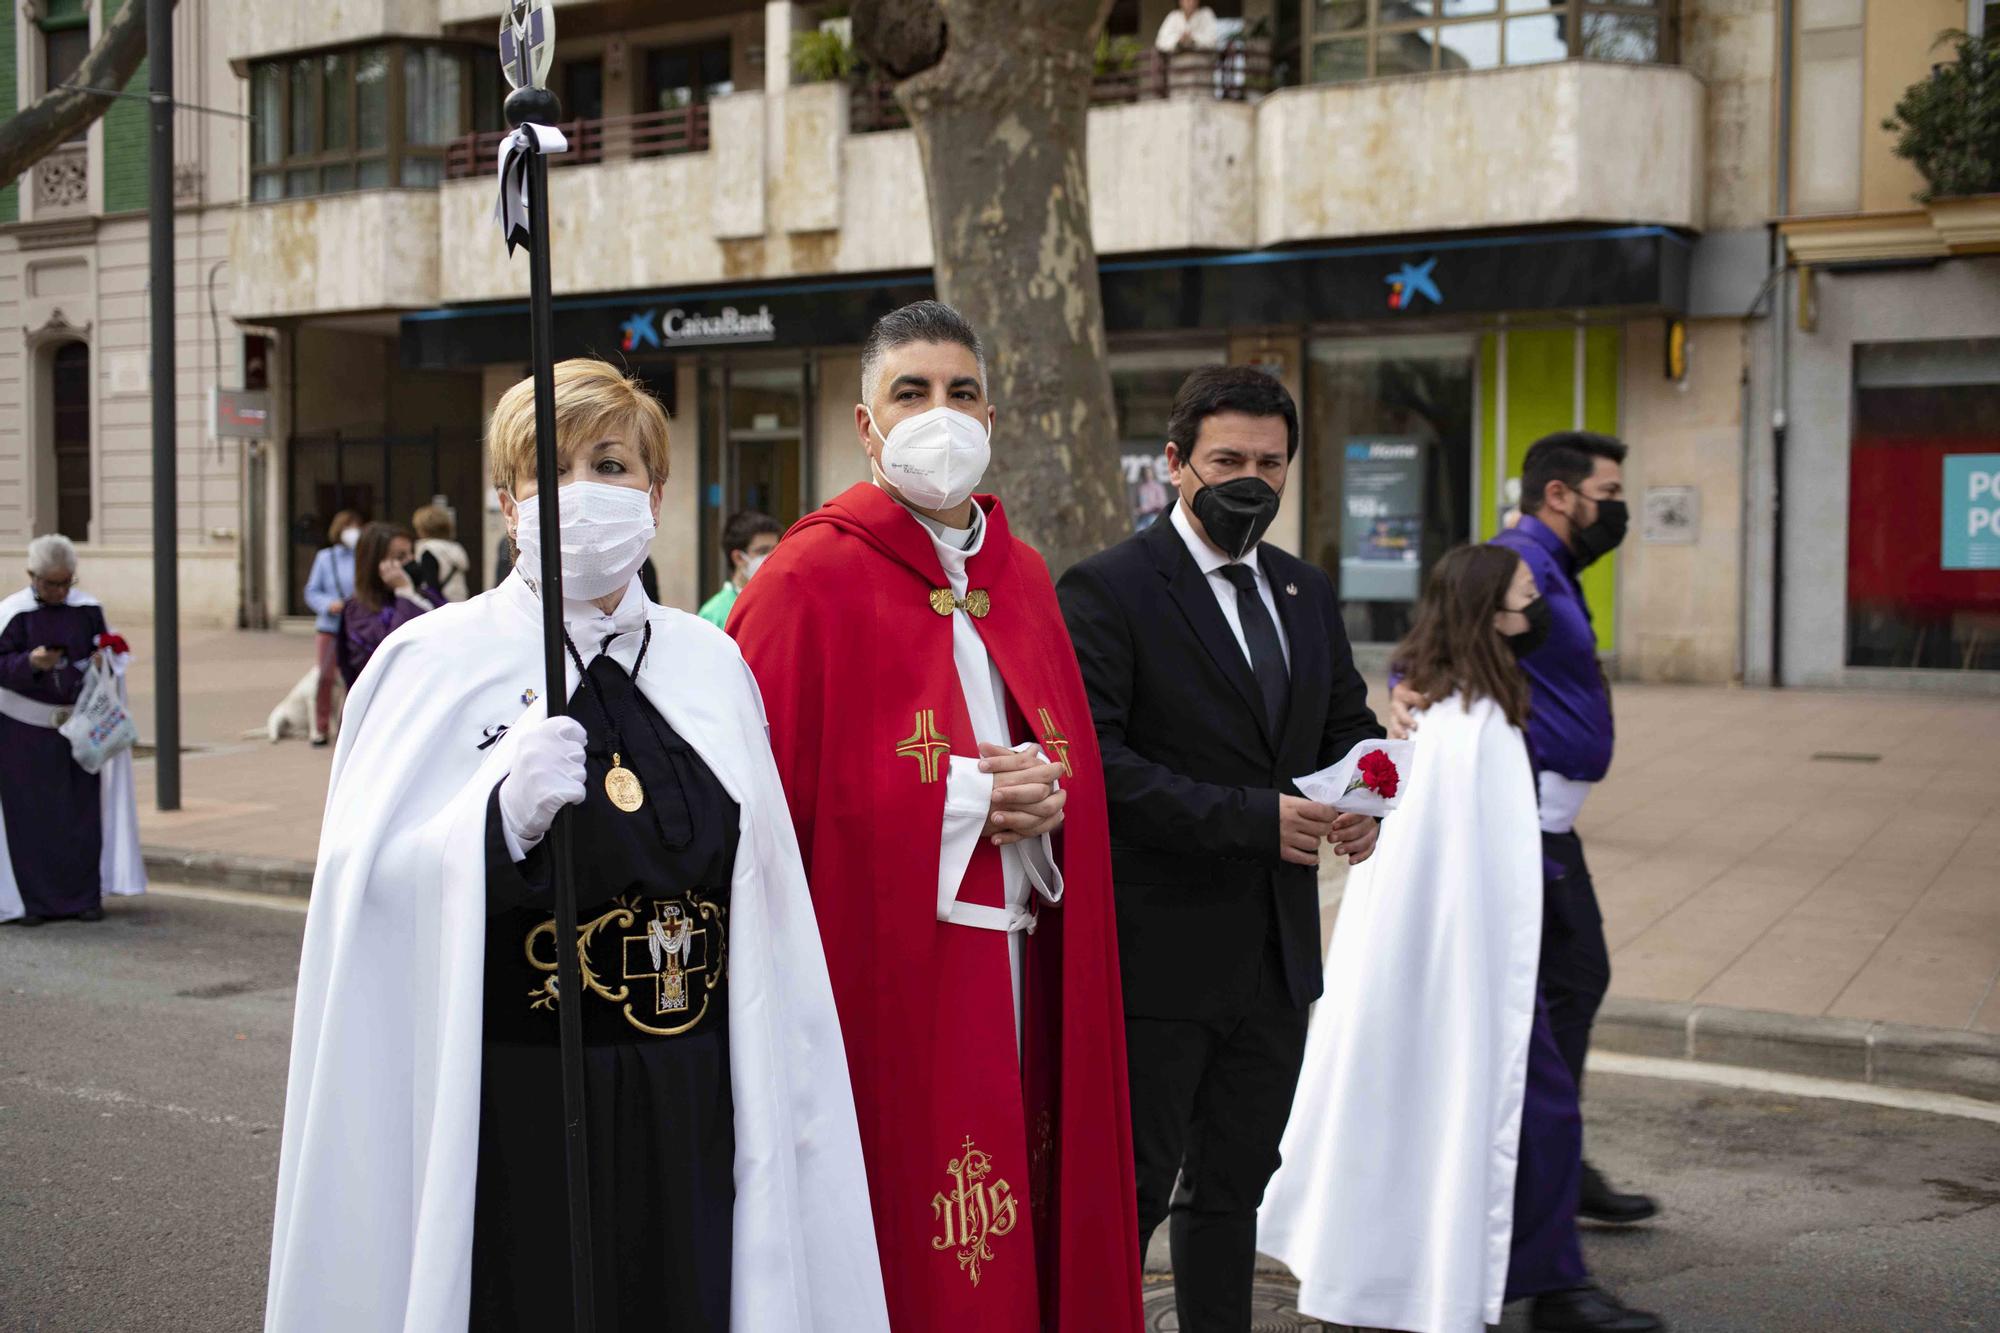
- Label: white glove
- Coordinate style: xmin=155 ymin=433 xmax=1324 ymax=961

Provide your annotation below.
xmin=498 ymin=716 xmax=588 ymax=858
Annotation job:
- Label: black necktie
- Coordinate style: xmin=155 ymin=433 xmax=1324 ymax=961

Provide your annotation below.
xmin=1217 ymin=563 xmax=1288 ymax=732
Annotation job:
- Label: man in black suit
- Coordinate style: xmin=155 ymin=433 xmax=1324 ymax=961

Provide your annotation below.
xmin=1057 ymin=365 xmax=1384 ymax=1331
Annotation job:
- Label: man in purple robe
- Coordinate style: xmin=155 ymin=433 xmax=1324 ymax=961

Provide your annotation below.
xmin=0 ymin=535 xmax=120 ymax=924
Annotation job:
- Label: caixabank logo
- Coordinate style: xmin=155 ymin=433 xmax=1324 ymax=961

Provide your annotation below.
xmin=1384 ymin=258 xmax=1441 ymax=312
xmin=621 ymin=304 xmax=778 ymax=351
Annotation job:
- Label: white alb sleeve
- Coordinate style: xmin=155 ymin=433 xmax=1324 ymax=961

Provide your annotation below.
xmin=937 ymin=755 xmax=993 ymax=920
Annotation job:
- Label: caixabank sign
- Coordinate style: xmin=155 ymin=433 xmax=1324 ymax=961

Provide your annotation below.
xmin=401 ymin=226 xmax=1688 ymax=369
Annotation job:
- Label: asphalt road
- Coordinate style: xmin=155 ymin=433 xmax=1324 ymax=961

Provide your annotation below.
xmin=4 ymin=891 xmax=1998 ymax=1333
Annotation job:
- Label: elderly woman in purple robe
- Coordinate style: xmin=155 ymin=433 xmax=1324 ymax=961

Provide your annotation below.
xmin=334 ymin=522 xmax=444 ymax=688
xmin=0 ymin=535 xmax=120 ymax=925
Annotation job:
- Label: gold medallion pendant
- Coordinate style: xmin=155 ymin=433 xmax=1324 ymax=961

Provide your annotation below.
xmin=605 ymin=753 xmax=645 ymax=812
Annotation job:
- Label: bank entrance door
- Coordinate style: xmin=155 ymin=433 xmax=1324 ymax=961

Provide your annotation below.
xmin=699 ymin=360 xmax=811 ymax=597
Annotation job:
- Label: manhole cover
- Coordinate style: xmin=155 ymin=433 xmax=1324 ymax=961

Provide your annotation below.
xmin=1142 ymin=1275 xmax=1330 ymax=1330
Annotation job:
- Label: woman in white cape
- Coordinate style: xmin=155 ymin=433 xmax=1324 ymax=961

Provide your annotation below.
xmin=265 ymin=360 xmax=888 ymax=1333
xmin=1259 ymin=544 xmax=1662 ymax=1333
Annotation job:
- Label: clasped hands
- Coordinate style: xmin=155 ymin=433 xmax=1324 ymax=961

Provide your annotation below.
xmin=978 ymin=742 xmax=1066 ymax=846
xmin=1280 ymin=795 xmax=1377 ymax=867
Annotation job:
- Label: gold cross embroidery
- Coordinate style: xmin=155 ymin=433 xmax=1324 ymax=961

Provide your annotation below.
xmin=1037 ymin=707 xmax=1073 ymax=777
xmin=896 ymin=709 xmax=952 ymax=784
xmin=621 ymin=902 xmax=707 ymax=1019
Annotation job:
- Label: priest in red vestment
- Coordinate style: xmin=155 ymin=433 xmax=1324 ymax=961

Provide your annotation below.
xmin=729 ymin=301 xmax=1142 ymax=1332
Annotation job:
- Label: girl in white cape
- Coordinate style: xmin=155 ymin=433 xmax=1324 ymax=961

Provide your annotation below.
xmin=265 ymin=360 xmax=889 ymax=1333
xmin=1258 ymin=544 xmax=1662 ymax=1333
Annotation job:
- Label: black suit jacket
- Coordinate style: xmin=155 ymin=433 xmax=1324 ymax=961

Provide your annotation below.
xmin=1058 ymin=513 xmax=1383 ymax=1021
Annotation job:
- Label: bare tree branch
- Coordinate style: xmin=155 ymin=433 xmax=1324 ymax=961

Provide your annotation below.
xmin=0 ymin=0 xmax=167 ymax=190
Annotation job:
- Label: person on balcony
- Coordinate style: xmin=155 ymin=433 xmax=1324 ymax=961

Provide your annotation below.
xmin=1155 ymin=0 xmax=1220 ymax=52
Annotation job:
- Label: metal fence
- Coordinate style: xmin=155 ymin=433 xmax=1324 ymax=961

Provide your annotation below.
xmin=444 ymin=103 xmax=712 ymax=180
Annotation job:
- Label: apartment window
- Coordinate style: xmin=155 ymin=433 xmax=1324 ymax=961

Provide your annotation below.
xmin=645 ymin=41 xmax=734 ymax=112
xmin=1305 ymin=0 xmax=1676 ymax=85
xmin=249 ymin=43 xmax=477 ymax=200
xmin=39 ymin=0 xmax=91 ymax=143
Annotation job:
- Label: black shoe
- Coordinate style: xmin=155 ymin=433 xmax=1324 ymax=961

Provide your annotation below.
xmin=76 ymin=906 xmax=105 ymax=922
xmin=1532 ymin=1284 xmax=1664 ymax=1332
xmin=1579 ymin=1162 xmax=1658 ymax=1224
xmin=12 ymin=914 xmax=47 ymax=927
xmin=310 ymin=736 xmax=330 ymax=748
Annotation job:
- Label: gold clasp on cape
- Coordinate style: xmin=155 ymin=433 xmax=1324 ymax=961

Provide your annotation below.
xmin=929 ymin=588 xmax=991 ymax=618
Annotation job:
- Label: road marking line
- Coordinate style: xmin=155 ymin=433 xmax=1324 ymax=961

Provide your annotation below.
xmin=148 ymin=883 xmax=309 ymax=914
xmin=1589 ymin=1051 xmax=2000 ymax=1125
xmin=2 ymin=1072 xmax=279 ymax=1132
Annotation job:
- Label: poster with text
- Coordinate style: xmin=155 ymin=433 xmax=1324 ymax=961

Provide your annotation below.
xmin=1341 ymin=437 xmax=1426 ymax=602
xmin=1942 ymin=454 xmax=2000 ymax=571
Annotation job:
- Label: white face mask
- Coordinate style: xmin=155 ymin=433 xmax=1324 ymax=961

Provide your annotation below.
xmin=868 ymin=404 xmax=992 ymax=511
xmin=510 ymin=481 xmax=657 ymax=601
xmin=339 ymin=527 xmax=360 ymax=550
xmin=741 ymin=552 xmax=768 ymax=582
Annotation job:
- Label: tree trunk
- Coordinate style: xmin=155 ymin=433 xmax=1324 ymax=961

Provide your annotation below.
xmin=855 ymin=0 xmax=1126 ymax=574
xmin=0 ymin=0 xmax=165 ymax=189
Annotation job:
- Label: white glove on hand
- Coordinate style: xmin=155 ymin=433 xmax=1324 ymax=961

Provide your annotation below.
xmin=498 ymin=716 xmax=588 ymax=858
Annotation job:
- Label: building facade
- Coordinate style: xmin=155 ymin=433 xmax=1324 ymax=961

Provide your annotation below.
xmin=8 ymin=0 xmax=1989 ymax=692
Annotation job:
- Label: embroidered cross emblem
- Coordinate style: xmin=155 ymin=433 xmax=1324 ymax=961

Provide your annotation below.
xmin=1037 ymin=707 xmax=1072 ymax=777
xmin=622 ymin=902 xmax=707 ymax=1018
xmin=896 ymin=709 xmax=952 ymax=784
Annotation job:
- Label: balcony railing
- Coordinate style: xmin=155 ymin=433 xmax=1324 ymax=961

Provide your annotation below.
xmin=443 ymin=103 xmax=711 ymax=181
xmin=851 ymin=44 xmax=1277 ymax=134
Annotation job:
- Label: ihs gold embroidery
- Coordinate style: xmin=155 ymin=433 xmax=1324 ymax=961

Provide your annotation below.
xmin=526 ymin=894 xmax=727 ymax=1036
xmin=930 ymin=1134 xmax=1018 ymax=1286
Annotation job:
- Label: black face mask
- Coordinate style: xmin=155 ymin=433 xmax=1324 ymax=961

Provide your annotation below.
xmin=1573 ymin=497 xmax=1629 ymax=568
xmin=1505 ymin=595 xmax=1553 ymax=659
xmin=1188 ymin=466 xmax=1282 ymax=561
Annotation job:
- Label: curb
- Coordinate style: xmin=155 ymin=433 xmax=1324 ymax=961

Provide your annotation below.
xmin=142 ymin=846 xmax=314 ymax=898
xmin=136 ymin=847 xmax=2000 ymax=1105
xmin=1593 ymin=996 xmax=2000 ymax=1105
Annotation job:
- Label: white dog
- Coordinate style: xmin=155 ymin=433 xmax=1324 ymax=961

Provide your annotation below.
xmin=266 ymin=666 xmax=341 ymax=743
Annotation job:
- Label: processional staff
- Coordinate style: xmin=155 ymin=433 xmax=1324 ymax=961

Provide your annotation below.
xmin=493 ymin=2 xmax=595 ymax=1328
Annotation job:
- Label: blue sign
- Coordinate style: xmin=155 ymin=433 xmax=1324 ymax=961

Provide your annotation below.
xmin=1385 ymin=258 xmax=1441 ymax=312
xmin=1943 ymin=454 xmax=2000 ymax=571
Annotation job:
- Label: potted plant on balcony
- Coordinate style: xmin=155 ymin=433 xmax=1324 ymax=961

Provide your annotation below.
xmin=1885 ymin=29 xmax=2000 ymax=248
xmin=794 ymin=24 xmax=858 ymax=84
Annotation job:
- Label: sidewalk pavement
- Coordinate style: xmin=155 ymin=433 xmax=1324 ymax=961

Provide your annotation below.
xmin=112 ymin=626 xmax=2000 ymax=1094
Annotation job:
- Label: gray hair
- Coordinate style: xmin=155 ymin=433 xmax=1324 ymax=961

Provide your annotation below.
xmin=27 ymin=533 xmax=78 ymax=577
xmin=859 ymin=300 xmax=987 ymax=406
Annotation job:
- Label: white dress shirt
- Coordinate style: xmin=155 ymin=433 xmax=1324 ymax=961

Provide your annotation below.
xmin=904 ymin=502 xmax=1064 ymax=1052
xmin=1170 ymin=499 xmax=1290 ymax=670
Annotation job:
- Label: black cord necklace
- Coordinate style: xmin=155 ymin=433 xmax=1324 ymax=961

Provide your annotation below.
xmin=562 ymin=620 xmax=653 ymax=816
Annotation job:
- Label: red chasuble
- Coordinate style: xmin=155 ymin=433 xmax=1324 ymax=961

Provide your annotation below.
xmin=730 ymin=483 xmax=1142 ymax=1332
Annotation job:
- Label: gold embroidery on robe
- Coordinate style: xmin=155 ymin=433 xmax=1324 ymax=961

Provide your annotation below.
xmin=931 ymin=1134 xmax=1018 ymax=1286
xmin=525 ymin=893 xmax=727 ymax=1036
xmin=896 ymin=709 xmax=951 ymax=784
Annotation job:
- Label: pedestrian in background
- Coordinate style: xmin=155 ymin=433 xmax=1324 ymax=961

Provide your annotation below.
xmin=303 ymin=508 xmax=363 ymax=745
xmin=1057 ymin=365 xmax=1382 ymax=1332
xmin=700 ymin=509 xmax=781 ymax=628
xmin=0 ymin=535 xmax=148 ymax=926
xmin=412 ymin=503 xmax=473 ymax=602
xmin=1262 ymin=543 xmax=1663 ymax=1333
xmin=1394 ymin=431 xmax=1656 ymax=1227
xmin=334 ymin=522 xmax=440 ymax=688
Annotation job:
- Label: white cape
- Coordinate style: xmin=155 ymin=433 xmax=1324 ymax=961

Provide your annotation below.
xmin=265 ymin=574 xmax=889 ymax=1333
xmin=1258 ymin=693 xmax=1542 ymax=1333
xmin=0 ymin=585 xmax=147 ymax=922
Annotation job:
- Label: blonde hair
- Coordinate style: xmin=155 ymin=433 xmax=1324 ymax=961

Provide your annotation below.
xmin=412 ymin=504 xmax=454 ymax=540
xmin=487 ymin=358 xmax=671 ymax=494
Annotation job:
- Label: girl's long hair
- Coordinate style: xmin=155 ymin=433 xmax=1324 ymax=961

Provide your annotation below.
xmin=352 ymin=522 xmax=410 ymax=614
xmin=1391 ymin=544 xmax=1533 ymax=730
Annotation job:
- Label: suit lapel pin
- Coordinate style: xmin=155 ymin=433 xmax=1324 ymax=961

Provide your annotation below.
xmin=521 ymin=688 xmax=538 ymax=706
xmin=1285 ymin=582 xmax=1299 ymax=596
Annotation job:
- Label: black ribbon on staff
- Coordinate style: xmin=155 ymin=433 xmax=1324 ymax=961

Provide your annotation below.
xmin=498 ymin=77 xmax=597 ymax=1332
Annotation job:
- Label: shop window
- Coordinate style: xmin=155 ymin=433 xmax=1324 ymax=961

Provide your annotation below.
xmin=1846 ymin=339 xmax=2000 ymax=672
xmin=249 ymin=43 xmax=476 ymax=200
xmin=1304 ymin=335 xmax=1476 ymax=646
xmin=1109 ymin=346 xmax=1229 ymax=533
xmin=1305 ymin=0 xmax=1674 ymax=85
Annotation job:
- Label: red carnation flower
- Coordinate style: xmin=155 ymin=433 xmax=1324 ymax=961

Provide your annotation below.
xmin=95 ymin=632 xmax=131 ymax=655
xmin=1346 ymin=749 xmax=1400 ymax=800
